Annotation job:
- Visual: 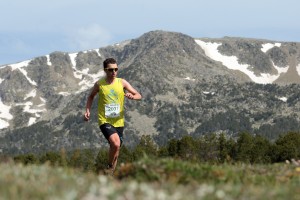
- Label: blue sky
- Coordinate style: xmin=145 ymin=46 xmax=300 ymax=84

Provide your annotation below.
xmin=0 ymin=0 xmax=299 ymax=65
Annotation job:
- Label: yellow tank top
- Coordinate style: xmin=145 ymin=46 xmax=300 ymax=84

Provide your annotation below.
xmin=98 ymin=78 xmax=125 ymax=127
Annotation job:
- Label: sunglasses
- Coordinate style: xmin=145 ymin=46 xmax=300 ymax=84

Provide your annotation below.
xmin=105 ymin=68 xmax=118 ymax=72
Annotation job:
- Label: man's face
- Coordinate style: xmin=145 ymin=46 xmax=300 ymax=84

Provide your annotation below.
xmin=105 ymin=63 xmax=118 ymax=78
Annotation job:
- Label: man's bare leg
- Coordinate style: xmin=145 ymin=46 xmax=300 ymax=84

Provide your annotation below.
xmin=107 ymin=133 xmax=121 ymax=173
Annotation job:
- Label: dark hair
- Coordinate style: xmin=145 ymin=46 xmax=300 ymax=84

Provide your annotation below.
xmin=103 ymin=58 xmax=117 ymax=69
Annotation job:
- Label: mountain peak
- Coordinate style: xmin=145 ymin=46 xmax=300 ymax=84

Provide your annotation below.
xmin=1 ymin=30 xmax=300 ymax=155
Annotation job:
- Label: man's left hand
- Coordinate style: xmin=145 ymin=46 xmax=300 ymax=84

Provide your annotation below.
xmin=125 ymin=93 xmax=134 ymax=99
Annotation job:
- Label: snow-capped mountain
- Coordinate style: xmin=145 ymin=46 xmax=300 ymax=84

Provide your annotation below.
xmin=0 ymin=49 xmax=107 ymax=130
xmin=196 ymin=41 xmax=287 ymax=84
xmin=1 ymin=30 xmax=300 ymax=155
xmin=195 ymin=37 xmax=300 ymax=84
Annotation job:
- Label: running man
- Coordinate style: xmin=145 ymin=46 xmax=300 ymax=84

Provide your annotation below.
xmin=84 ymin=57 xmax=142 ymax=175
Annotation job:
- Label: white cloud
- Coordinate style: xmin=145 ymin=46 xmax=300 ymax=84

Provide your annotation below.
xmin=66 ymin=24 xmax=112 ymax=50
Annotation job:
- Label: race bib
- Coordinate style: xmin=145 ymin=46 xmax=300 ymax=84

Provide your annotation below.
xmin=105 ymin=103 xmax=120 ymax=118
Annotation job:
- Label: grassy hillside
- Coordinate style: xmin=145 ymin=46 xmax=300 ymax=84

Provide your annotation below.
xmin=1 ymin=157 xmax=300 ymax=200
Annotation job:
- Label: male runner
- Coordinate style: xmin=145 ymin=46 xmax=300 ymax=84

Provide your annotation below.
xmin=84 ymin=57 xmax=142 ymax=174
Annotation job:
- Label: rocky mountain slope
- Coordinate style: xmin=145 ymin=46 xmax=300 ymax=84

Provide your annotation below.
xmin=1 ymin=30 xmax=300 ymax=155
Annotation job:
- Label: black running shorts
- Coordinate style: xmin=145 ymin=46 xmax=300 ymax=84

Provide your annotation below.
xmin=99 ymin=123 xmax=124 ymax=146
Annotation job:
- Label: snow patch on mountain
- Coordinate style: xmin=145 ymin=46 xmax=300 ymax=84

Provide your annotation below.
xmin=277 ymin=96 xmax=288 ymax=102
xmin=40 ymin=97 xmax=46 ymax=103
xmin=203 ymin=91 xmax=215 ymax=95
xmin=184 ymin=77 xmax=195 ymax=81
xmin=0 ymin=60 xmax=50 ymax=127
xmin=0 ymin=98 xmax=13 ymax=129
xmin=46 ymin=55 xmax=52 ymax=66
xmin=296 ymin=63 xmax=300 ymax=77
xmin=83 ymin=49 xmax=101 ymax=57
xmin=15 ymin=94 xmax=47 ymax=126
xmin=28 ymin=117 xmax=37 ymax=126
xmin=9 ymin=60 xmax=30 ymax=71
xmin=6 ymin=60 xmax=38 ymax=86
xmin=1 ymin=50 xmax=103 ymax=107
xmin=18 ymin=67 xmax=37 ymax=86
xmin=15 ymin=101 xmax=46 ymax=126
xmin=0 ymin=119 xmax=9 ymax=130
xmin=68 ymin=49 xmax=101 ymax=68
xmin=16 ymin=102 xmax=46 ymax=115
xmin=77 ymin=70 xmax=104 ymax=93
xmin=57 ymin=50 xmax=104 ymax=94
xmin=261 ymin=43 xmax=281 ymax=53
xmin=195 ymin=40 xmax=288 ymax=84
xmin=69 ymin=53 xmax=78 ymax=67
xmin=24 ymin=89 xmax=37 ymax=100
xmin=96 ymin=49 xmax=101 ymax=57
xmin=58 ymin=92 xmax=71 ymax=96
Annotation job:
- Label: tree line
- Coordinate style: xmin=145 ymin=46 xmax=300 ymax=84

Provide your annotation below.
xmin=3 ymin=131 xmax=300 ymax=174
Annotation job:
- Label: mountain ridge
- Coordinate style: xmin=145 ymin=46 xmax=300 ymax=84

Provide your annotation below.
xmin=1 ymin=30 xmax=300 ymax=155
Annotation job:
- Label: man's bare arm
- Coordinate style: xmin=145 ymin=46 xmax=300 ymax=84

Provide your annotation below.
xmin=122 ymin=79 xmax=142 ymax=100
xmin=84 ymin=82 xmax=99 ymax=121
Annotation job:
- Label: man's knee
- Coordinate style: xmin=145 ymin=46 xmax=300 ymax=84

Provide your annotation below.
xmin=110 ymin=142 xmax=120 ymax=150
xmin=109 ymin=133 xmax=121 ymax=149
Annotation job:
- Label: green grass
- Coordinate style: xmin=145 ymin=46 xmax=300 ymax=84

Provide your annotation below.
xmin=1 ymin=157 xmax=300 ymax=200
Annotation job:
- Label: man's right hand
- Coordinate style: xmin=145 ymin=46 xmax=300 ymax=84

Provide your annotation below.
xmin=84 ymin=111 xmax=90 ymax=121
